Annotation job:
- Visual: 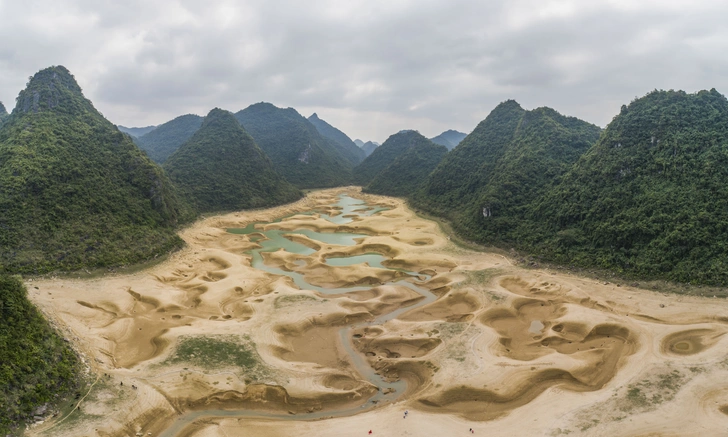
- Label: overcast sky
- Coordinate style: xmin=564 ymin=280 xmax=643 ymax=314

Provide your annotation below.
xmin=1 ymin=0 xmax=727 ymax=143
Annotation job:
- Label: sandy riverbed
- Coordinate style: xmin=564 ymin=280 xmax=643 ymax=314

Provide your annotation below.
xmin=25 ymin=187 xmax=728 ymax=437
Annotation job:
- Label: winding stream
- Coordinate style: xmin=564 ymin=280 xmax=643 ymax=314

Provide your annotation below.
xmin=159 ymin=195 xmax=436 ymax=436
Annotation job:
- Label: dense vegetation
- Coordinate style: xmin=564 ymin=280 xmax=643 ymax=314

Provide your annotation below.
xmin=117 ymin=125 xmax=156 ymax=138
xmin=430 ymin=129 xmax=467 ymax=150
xmin=364 ymin=135 xmax=447 ymax=196
xmin=0 ymin=101 xmax=8 ymax=127
xmin=0 ymin=275 xmax=80 ymax=434
xmin=353 ymin=130 xmax=428 ymax=185
xmin=235 ymin=103 xmax=353 ymax=188
xmin=0 ymin=66 xmax=189 ymax=274
xmin=415 ymin=101 xmax=601 ymax=247
xmin=164 ymin=108 xmax=302 ymax=213
xmin=523 ymin=89 xmax=728 ymax=285
xmin=135 ymin=114 xmax=203 ymax=163
xmin=360 ymin=141 xmax=378 ymax=157
xmin=308 ymin=113 xmax=366 ymax=165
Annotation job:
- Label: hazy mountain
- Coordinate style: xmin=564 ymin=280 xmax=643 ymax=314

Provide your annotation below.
xmin=164 ymin=108 xmax=302 ymax=213
xmin=528 ymin=89 xmax=728 ymax=285
xmin=415 ymin=100 xmax=600 ymax=248
xmin=430 ymin=129 xmax=467 ymax=150
xmin=0 ymin=65 xmax=188 ymax=274
xmin=361 ymin=141 xmax=379 ymax=157
xmin=365 ymin=136 xmax=447 ymax=197
xmin=136 ymin=114 xmax=203 ymax=163
xmin=235 ymin=103 xmax=353 ymax=188
xmin=308 ymin=113 xmax=365 ymax=165
xmin=354 ymin=130 xmax=433 ymax=185
xmin=117 ymin=124 xmax=157 ymax=138
xmin=0 ymin=275 xmax=80 ymax=434
xmin=354 ymin=139 xmax=364 ymax=147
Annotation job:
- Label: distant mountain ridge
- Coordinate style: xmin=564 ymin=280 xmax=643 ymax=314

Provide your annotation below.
xmin=118 ymin=124 xmax=157 ymax=138
xmin=164 ymin=108 xmax=301 ymax=213
xmin=136 ymin=114 xmax=203 ymax=163
xmin=235 ymin=103 xmax=353 ymax=188
xmin=361 ymin=141 xmax=379 ymax=157
xmin=354 ymin=139 xmax=364 ymax=147
xmin=307 ymin=113 xmax=365 ymax=165
xmin=364 ymin=132 xmax=447 ymax=196
xmin=0 ymin=65 xmax=188 ymax=274
xmin=430 ymin=129 xmax=467 ymax=150
xmin=354 ymin=130 xmax=434 ymax=185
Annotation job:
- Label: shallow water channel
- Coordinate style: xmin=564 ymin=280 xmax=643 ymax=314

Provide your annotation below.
xmin=159 ymin=195 xmax=437 ymax=436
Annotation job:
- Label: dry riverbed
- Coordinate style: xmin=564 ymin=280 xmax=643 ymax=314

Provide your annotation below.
xmin=25 ymin=187 xmax=728 ymax=437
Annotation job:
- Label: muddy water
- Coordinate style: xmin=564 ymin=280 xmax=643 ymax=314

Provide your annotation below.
xmin=159 ymin=195 xmax=436 ymax=436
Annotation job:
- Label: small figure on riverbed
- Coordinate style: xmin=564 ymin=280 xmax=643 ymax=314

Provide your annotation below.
xmin=368 ymin=430 xmax=372 ymax=435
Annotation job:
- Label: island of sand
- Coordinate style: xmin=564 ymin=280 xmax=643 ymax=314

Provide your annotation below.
xmin=24 ymin=188 xmax=728 ymax=437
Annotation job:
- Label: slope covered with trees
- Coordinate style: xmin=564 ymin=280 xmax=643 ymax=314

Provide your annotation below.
xmin=430 ymin=129 xmax=467 ymax=150
xmin=414 ymin=100 xmax=600 ymax=248
xmin=364 ymin=137 xmax=447 ymax=196
xmin=526 ymin=89 xmax=728 ymax=285
xmin=0 ymin=275 xmax=80 ymax=434
xmin=136 ymin=114 xmax=203 ymax=163
xmin=307 ymin=113 xmax=365 ymax=165
xmin=0 ymin=66 xmax=188 ymax=274
xmin=0 ymin=101 xmax=8 ymax=127
xmin=235 ymin=103 xmax=353 ymax=188
xmin=164 ymin=108 xmax=301 ymax=213
xmin=353 ymin=131 xmax=430 ymax=185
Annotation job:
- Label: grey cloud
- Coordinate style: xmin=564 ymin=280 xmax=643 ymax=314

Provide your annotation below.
xmin=1 ymin=0 xmax=728 ymax=142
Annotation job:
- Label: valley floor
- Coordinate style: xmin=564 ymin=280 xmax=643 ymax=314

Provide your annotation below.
xmin=24 ymin=188 xmax=728 ymax=437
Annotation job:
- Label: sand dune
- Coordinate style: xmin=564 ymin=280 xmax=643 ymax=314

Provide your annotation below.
xmin=25 ymin=187 xmax=728 ymax=437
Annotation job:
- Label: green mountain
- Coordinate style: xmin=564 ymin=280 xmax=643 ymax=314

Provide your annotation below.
xmin=235 ymin=103 xmax=353 ymax=188
xmin=0 ymin=101 xmax=8 ymax=128
xmin=117 ymin=125 xmax=156 ymax=138
xmin=0 ymin=65 xmax=188 ymax=274
xmin=307 ymin=113 xmax=365 ymax=165
xmin=354 ymin=139 xmax=364 ymax=147
xmin=0 ymin=275 xmax=80 ymax=435
xmin=414 ymin=100 xmax=600 ymax=246
xmin=364 ymin=136 xmax=447 ymax=197
xmin=361 ymin=141 xmax=378 ymax=157
xmin=354 ymin=130 xmax=428 ymax=185
xmin=430 ymin=129 xmax=467 ymax=150
xmin=164 ymin=108 xmax=302 ymax=213
xmin=527 ymin=89 xmax=728 ymax=285
xmin=136 ymin=114 xmax=203 ymax=163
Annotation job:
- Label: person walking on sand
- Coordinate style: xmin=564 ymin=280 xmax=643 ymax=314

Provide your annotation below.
xmin=368 ymin=430 xmax=372 ymax=435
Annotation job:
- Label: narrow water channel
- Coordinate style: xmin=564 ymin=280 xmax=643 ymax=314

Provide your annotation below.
xmin=159 ymin=195 xmax=436 ymax=436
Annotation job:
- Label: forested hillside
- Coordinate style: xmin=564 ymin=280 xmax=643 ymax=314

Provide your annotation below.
xmin=308 ymin=113 xmax=365 ymax=165
xmin=525 ymin=89 xmax=728 ymax=285
xmin=353 ymin=131 xmax=429 ymax=185
xmin=0 ymin=275 xmax=80 ymax=434
xmin=413 ymin=100 xmax=600 ymax=252
xmin=0 ymin=66 xmax=188 ymax=274
xmin=164 ymin=108 xmax=301 ymax=213
xmin=364 ymin=137 xmax=447 ymax=196
xmin=136 ymin=114 xmax=203 ymax=163
xmin=235 ymin=103 xmax=353 ymax=188
xmin=0 ymin=101 xmax=8 ymax=127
